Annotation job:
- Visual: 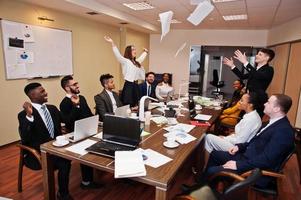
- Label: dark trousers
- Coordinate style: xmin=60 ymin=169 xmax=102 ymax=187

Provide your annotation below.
xmin=121 ymin=81 xmax=140 ymax=107
xmin=80 ymin=164 xmax=93 ymax=182
xmin=53 ymin=156 xmax=71 ymax=196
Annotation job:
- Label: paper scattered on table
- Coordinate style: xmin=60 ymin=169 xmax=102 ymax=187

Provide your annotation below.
xmin=164 ymin=130 xmax=196 ymax=144
xmin=194 ymin=114 xmax=212 ymax=121
xmin=136 ymin=148 xmax=172 ymax=168
xmin=151 ymin=116 xmax=168 ymax=124
xmin=92 ymin=132 xmax=103 ymax=139
xmin=141 ymin=130 xmax=151 ymax=137
xmin=187 ymin=0 xmax=214 ymax=26
xmin=164 ymin=123 xmax=195 ymax=133
xmin=174 ymin=42 xmax=187 ymax=57
xmin=159 ymin=11 xmax=173 ymax=41
xmin=167 ymin=117 xmax=178 ymax=125
xmin=114 ymin=151 xmax=146 ymax=178
xmin=65 ymin=139 xmax=97 ymax=156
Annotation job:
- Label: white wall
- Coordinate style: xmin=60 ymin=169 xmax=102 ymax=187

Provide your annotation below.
xmin=267 ymin=17 xmax=301 ymax=46
xmin=149 ymin=29 xmax=268 ymax=94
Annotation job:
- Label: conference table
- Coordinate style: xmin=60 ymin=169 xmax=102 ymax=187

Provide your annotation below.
xmin=40 ymin=104 xmax=222 ymax=200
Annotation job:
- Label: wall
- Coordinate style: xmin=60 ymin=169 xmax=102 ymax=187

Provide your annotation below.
xmin=0 ymin=0 xmax=149 ymax=145
xmin=149 ymin=29 xmax=268 ymax=94
xmin=267 ymin=17 xmax=301 ymax=46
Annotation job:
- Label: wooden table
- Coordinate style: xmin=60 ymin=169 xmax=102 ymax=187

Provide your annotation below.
xmin=40 ymin=107 xmax=222 ymax=200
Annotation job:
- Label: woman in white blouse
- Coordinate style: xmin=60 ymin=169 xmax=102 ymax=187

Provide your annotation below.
xmin=155 ymin=73 xmax=174 ymax=101
xmin=104 ymin=36 xmax=148 ymax=107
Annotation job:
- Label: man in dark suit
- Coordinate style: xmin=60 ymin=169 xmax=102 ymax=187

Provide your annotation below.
xmin=203 ymin=94 xmax=294 ymax=187
xmin=223 ymin=48 xmax=275 ymax=117
xmin=18 ymin=83 xmax=72 ymax=200
xmin=94 ymin=74 xmax=123 ymax=121
xmin=139 ymin=71 xmax=157 ymax=99
xmin=60 ymin=75 xmax=102 ymax=189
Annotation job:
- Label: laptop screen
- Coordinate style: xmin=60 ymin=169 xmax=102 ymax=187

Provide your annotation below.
xmin=103 ymin=114 xmax=141 ymax=146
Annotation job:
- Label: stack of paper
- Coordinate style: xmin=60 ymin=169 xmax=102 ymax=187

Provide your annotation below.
xmin=136 ymin=148 xmax=172 ymax=168
xmin=151 ymin=116 xmax=168 ymax=124
xmin=65 ymin=139 xmax=97 ymax=156
xmin=114 ymin=151 xmax=146 ymax=178
xmin=194 ymin=114 xmax=212 ymax=121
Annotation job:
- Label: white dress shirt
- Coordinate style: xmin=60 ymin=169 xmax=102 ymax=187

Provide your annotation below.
xmin=256 ymin=116 xmax=284 ymax=136
xmin=155 ymin=82 xmax=174 ymax=100
xmin=225 ymin=110 xmax=262 ymax=144
xmin=106 ymin=89 xmax=117 ymax=112
xmin=112 ymin=46 xmax=147 ymax=82
xmin=26 ymin=103 xmax=52 ymax=129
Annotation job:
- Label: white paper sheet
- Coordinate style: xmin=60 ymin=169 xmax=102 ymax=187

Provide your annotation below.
xmin=21 ymin=24 xmax=35 ymax=43
xmin=174 ymin=42 xmax=187 ymax=57
xmin=151 ymin=116 xmax=168 ymax=124
xmin=92 ymin=132 xmax=103 ymax=139
xmin=187 ymin=0 xmax=214 ymax=26
xmin=17 ymin=51 xmax=34 ymax=64
xmin=164 ymin=123 xmax=195 ymax=133
xmin=136 ymin=148 xmax=172 ymax=168
xmin=65 ymin=139 xmax=97 ymax=156
xmin=114 ymin=151 xmax=146 ymax=178
xmin=164 ymin=131 xmax=196 ymax=144
xmin=194 ymin=114 xmax=212 ymax=121
xmin=159 ymin=11 xmax=173 ymax=41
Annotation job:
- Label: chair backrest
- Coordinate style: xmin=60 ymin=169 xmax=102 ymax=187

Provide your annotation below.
xmin=223 ymin=168 xmax=262 ymax=200
xmin=275 ymin=144 xmax=295 ymax=172
xmin=212 ymin=69 xmax=219 ymax=84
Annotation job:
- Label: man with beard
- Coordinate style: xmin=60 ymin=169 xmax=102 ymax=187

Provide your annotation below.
xmin=60 ymin=75 xmax=102 ymax=189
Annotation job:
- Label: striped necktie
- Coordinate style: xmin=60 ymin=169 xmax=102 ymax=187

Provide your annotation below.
xmin=41 ymin=105 xmax=55 ymax=138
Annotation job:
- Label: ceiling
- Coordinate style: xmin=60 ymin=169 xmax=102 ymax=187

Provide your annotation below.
xmin=20 ymin=0 xmax=301 ymax=33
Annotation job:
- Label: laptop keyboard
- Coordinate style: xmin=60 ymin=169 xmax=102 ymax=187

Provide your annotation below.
xmin=95 ymin=141 xmax=134 ymax=151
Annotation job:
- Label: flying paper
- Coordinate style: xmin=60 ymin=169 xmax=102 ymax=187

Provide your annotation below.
xmin=187 ymin=0 xmax=214 ymax=26
xmin=159 ymin=11 xmax=173 ymax=41
xmin=174 ymin=42 xmax=187 ymax=57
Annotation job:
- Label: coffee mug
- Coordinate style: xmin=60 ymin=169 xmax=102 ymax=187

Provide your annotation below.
xmin=166 ymin=136 xmax=176 ymax=145
xmin=56 ymin=135 xmax=66 ymax=145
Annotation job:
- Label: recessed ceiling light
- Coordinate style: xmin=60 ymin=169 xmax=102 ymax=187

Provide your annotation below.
xmin=157 ymin=19 xmax=182 ymax=24
xmin=212 ymin=0 xmax=239 ymax=3
xmin=123 ymin=2 xmax=155 ymax=11
xmin=223 ymin=14 xmax=247 ymax=21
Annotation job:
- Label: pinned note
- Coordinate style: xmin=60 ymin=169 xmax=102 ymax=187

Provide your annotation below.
xmin=159 ymin=11 xmax=173 ymax=41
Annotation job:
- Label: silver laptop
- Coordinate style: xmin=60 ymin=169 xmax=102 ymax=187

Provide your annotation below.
xmin=115 ymin=105 xmax=130 ymax=117
xmin=66 ymin=115 xmax=99 ymax=142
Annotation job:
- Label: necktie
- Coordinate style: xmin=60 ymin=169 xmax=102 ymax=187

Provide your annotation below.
xmin=148 ymin=85 xmax=151 ymax=96
xmin=41 ymin=105 xmax=55 ymax=138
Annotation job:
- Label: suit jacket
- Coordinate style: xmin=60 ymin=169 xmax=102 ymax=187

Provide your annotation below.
xmin=18 ymin=104 xmax=62 ymax=169
xmin=236 ymin=117 xmax=294 ymax=175
xmin=94 ymin=90 xmax=123 ymax=121
xmin=232 ymin=64 xmax=274 ymax=93
xmin=60 ymin=95 xmax=93 ymax=132
xmin=138 ymin=82 xmax=156 ymax=99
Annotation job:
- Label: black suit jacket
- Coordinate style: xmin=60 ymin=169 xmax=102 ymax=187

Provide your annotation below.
xmin=94 ymin=90 xmax=123 ymax=121
xmin=60 ymin=95 xmax=93 ymax=132
xmin=138 ymin=82 xmax=156 ymax=99
xmin=232 ymin=63 xmax=274 ymax=93
xmin=18 ymin=104 xmax=62 ymax=169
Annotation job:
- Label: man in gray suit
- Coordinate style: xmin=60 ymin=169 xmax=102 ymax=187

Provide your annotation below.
xmin=94 ymin=74 xmax=123 ymax=121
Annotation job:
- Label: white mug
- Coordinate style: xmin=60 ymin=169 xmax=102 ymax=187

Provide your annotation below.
xmin=56 ymin=135 xmax=66 ymax=145
xmin=166 ymin=136 xmax=176 ymax=145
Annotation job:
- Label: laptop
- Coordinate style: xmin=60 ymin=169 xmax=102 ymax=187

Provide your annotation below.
xmin=66 ymin=115 xmax=99 ymax=142
xmin=115 ymin=104 xmax=130 ymax=117
xmin=85 ymin=114 xmax=142 ymax=158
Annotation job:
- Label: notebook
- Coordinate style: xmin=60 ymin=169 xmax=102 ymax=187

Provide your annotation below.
xmin=85 ymin=114 xmax=142 ymax=158
xmin=66 ymin=115 xmax=99 ymax=142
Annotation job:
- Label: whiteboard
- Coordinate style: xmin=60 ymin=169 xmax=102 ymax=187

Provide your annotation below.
xmin=1 ymin=19 xmax=73 ymax=79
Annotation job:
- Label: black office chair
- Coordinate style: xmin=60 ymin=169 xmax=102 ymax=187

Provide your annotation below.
xmin=210 ymin=69 xmax=224 ymax=95
xmin=175 ymin=168 xmax=262 ymax=200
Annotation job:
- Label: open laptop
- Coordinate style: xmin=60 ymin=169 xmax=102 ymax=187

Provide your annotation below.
xmin=86 ymin=114 xmax=142 ymax=158
xmin=115 ymin=104 xmax=130 ymax=117
xmin=66 ymin=115 xmax=99 ymax=142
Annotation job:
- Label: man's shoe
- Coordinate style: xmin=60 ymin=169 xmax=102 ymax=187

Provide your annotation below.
xmin=80 ymin=181 xmax=104 ymax=189
xmin=57 ymin=192 xmax=74 ymax=200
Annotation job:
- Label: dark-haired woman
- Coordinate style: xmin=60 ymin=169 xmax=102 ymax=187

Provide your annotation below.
xmin=104 ymin=36 xmax=148 ymax=107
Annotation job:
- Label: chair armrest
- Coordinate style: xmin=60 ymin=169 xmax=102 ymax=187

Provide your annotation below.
xmin=241 ymin=170 xmax=285 ymax=179
xmin=16 ymin=143 xmax=41 ymax=165
xmin=209 ymin=171 xmax=245 ymax=182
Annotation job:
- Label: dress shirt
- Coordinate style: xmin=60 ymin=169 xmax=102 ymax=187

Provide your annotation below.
xmin=146 ymin=82 xmax=151 ymax=96
xmin=225 ymin=110 xmax=262 ymax=144
xmin=26 ymin=103 xmax=53 ymax=130
xmin=256 ymin=116 xmax=284 ymax=136
xmin=155 ymin=82 xmax=174 ymax=100
xmin=112 ymin=46 xmax=147 ymax=82
xmin=105 ymin=89 xmax=117 ymax=112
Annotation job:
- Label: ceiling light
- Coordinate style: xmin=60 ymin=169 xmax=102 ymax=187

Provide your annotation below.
xmin=212 ymin=0 xmax=239 ymax=3
xmin=123 ymin=2 xmax=155 ymax=11
xmin=223 ymin=14 xmax=247 ymax=21
xmin=157 ymin=19 xmax=182 ymax=24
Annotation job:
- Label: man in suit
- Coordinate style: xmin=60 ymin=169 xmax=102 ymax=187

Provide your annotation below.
xmin=18 ymin=83 xmax=72 ymax=200
xmin=203 ymin=94 xmax=294 ymax=187
xmin=223 ymin=48 xmax=275 ymax=117
xmin=139 ymin=71 xmax=156 ymax=99
xmin=60 ymin=75 xmax=102 ymax=189
xmin=94 ymin=74 xmax=123 ymax=121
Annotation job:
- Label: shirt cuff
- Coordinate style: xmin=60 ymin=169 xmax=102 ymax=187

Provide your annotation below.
xmin=231 ymin=65 xmax=236 ymax=70
xmin=243 ymin=62 xmax=249 ymax=67
xmin=26 ymin=115 xmax=34 ymax=122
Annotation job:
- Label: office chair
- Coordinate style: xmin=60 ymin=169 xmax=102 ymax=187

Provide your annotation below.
xmin=175 ymin=168 xmax=262 ymax=200
xmin=210 ymin=69 xmax=224 ymax=95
